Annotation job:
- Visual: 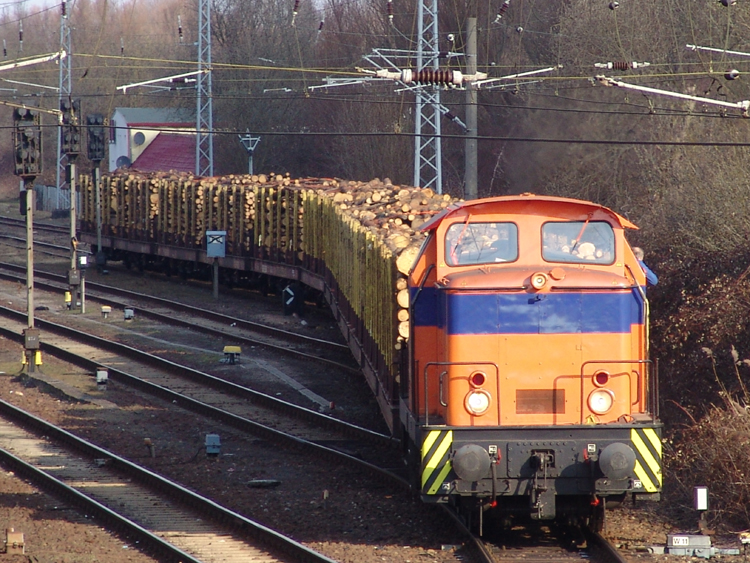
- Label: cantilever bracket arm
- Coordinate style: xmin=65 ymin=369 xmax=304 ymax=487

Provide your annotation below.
xmin=117 ymin=69 xmax=208 ymax=94
xmin=596 ymin=75 xmax=750 ymax=117
xmin=0 ymin=50 xmax=66 ymax=73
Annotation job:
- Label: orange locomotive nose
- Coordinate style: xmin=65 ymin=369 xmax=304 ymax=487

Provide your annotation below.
xmin=409 ymin=194 xmax=660 ymax=524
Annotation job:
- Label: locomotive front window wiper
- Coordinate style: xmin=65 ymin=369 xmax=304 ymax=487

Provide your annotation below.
xmin=570 ymin=213 xmax=592 ymax=253
xmin=448 ymin=215 xmax=474 ymax=264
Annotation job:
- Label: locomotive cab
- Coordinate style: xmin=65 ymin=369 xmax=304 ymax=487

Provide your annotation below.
xmin=403 ymin=194 xmax=662 ymax=529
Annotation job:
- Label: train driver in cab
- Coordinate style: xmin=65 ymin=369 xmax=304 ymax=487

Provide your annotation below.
xmin=445 ymin=222 xmax=518 ymax=266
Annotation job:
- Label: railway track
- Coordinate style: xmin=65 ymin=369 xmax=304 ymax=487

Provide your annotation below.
xmin=0 ymin=217 xmax=484 ymax=563
xmin=0 ymin=215 xmax=67 ymax=236
xmin=0 ymin=216 xmax=358 ymax=372
xmin=0 ymin=304 xmax=404 ymax=482
xmin=0 ymin=398 xmax=338 ymax=563
xmin=475 ymin=521 xmax=629 ymax=563
xmin=0 ymin=260 xmax=357 ymax=372
xmin=0 ymin=233 xmax=70 ymax=258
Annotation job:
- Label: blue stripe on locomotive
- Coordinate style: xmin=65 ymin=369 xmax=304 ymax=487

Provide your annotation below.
xmin=411 ymin=288 xmax=644 ymax=334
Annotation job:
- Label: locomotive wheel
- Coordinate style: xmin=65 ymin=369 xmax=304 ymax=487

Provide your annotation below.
xmin=587 ymin=500 xmax=605 ymax=533
xmin=402 ymin=431 xmax=421 ymax=493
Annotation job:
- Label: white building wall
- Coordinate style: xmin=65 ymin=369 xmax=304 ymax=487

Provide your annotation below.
xmin=108 ymin=110 xmax=131 ymax=172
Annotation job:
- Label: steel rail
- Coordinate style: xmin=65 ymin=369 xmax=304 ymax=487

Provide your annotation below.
xmin=0 ymin=310 xmax=402 ymax=477
xmin=0 ymin=215 xmax=67 ymax=234
xmin=0 ymin=398 xmax=339 ymax=563
xmin=439 ymin=506 xmax=495 ymax=563
xmin=0 ymin=235 xmax=71 ymax=257
xmin=0 ymin=447 xmax=202 ymax=563
xmin=0 ymin=261 xmax=356 ymax=372
xmin=584 ymin=528 xmax=630 ymax=563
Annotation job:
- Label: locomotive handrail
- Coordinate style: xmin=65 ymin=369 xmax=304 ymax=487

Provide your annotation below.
xmin=439 ymin=371 xmax=448 ymax=407
xmin=579 ymin=359 xmax=653 ymax=424
xmin=423 ymin=361 xmax=500 ymax=426
xmin=626 ymin=263 xmax=651 ymax=360
xmin=410 ymin=263 xmax=434 ymax=310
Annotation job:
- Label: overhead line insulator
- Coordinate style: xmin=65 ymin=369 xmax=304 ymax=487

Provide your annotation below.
xmin=291 ymin=0 xmax=300 ymax=26
xmin=594 ymin=61 xmax=651 ymax=70
xmin=369 ymin=67 xmax=487 ymax=86
xmin=411 ymin=69 xmax=459 ymax=85
xmin=494 ymin=0 xmax=510 ymax=23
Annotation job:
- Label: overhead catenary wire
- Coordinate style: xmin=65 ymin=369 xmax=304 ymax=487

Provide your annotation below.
xmin=7 ymin=48 xmax=747 ymax=90
xmin=4 ymin=120 xmax=750 ymax=147
xmin=2 ymin=2 xmax=746 ymax=144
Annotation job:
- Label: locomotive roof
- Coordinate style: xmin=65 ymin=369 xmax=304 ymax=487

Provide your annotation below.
xmin=419 ymin=193 xmax=638 ymax=232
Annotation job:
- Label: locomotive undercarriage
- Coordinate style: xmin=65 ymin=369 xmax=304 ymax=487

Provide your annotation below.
xmin=416 ymin=424 xmax=661 ymax=532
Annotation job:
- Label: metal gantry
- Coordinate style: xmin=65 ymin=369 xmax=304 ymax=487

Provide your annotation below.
xmin=415 ymin=0 xmax=442 ymax=193
xmin=56 ymin=1 xmax=72 ymax=206
xmin=196 ymin=0 xmax=213 ymax=177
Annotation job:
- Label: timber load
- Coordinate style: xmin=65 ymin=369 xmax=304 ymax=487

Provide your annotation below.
xmin=79 ymin=170 xmax=460 ymax=431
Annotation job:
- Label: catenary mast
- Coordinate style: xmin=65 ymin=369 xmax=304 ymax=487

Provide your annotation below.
xmin=415 ymin=0 xmax=442 ymax=193
xmin=56 ymin=1 xmax=72 ymax=206
xmin=196 ymin=0 xmax=213 ymax=176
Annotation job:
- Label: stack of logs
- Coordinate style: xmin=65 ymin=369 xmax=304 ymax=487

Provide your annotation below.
xmin=106 ymin=169 xmax=460 ymax=343
xmin=317 ymin=177 xmax=457 ymax=340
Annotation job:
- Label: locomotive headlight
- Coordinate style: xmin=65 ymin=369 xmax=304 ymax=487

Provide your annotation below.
xmin=530 ymin=272 xmax=548 ymax=290
xmin=588 ymin=389 xmax=615 ymax=414
xmin=465 ymin=390 xmax=491 ymax=416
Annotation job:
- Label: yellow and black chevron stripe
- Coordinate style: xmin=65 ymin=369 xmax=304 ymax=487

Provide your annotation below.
xmin=631 ymin=427 xmax=662 ymax=493
xmin=421 ymin=429 xmax=453 ymax=495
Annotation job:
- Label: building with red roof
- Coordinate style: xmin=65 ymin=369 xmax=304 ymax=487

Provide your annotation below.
xmin=108 ymin=107 xmax=196 ymax=173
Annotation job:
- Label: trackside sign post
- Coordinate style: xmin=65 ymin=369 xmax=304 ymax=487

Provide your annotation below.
xmin=206 ymin=231 xmax=226 ymax=299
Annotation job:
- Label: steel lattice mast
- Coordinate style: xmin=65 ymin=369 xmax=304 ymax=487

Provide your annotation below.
xmin=56 ymin=1 xmax=72 ymax=205
xmin=196 ymin=0 xmax=213 ymax=176
xmin=415 ymin=0 xmax=442 ymax=193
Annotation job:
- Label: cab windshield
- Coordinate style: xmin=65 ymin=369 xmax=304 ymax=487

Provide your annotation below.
xmin=542 ymin=221 xmax=615 ymax=264
xmin=445 ymin=222 xmax=518 ymax=266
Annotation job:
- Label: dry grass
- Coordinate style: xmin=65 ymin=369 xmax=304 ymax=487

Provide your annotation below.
xmin=667 ymin=348 xmax=750 ymax=530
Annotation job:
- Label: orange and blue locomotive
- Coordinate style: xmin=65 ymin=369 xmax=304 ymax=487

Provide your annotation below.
xmin=403 ymin=194 xmax=662 ymax=529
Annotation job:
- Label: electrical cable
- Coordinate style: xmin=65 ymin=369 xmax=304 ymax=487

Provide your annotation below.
xmin=7 ymin=120 xmax=750 ymax=146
